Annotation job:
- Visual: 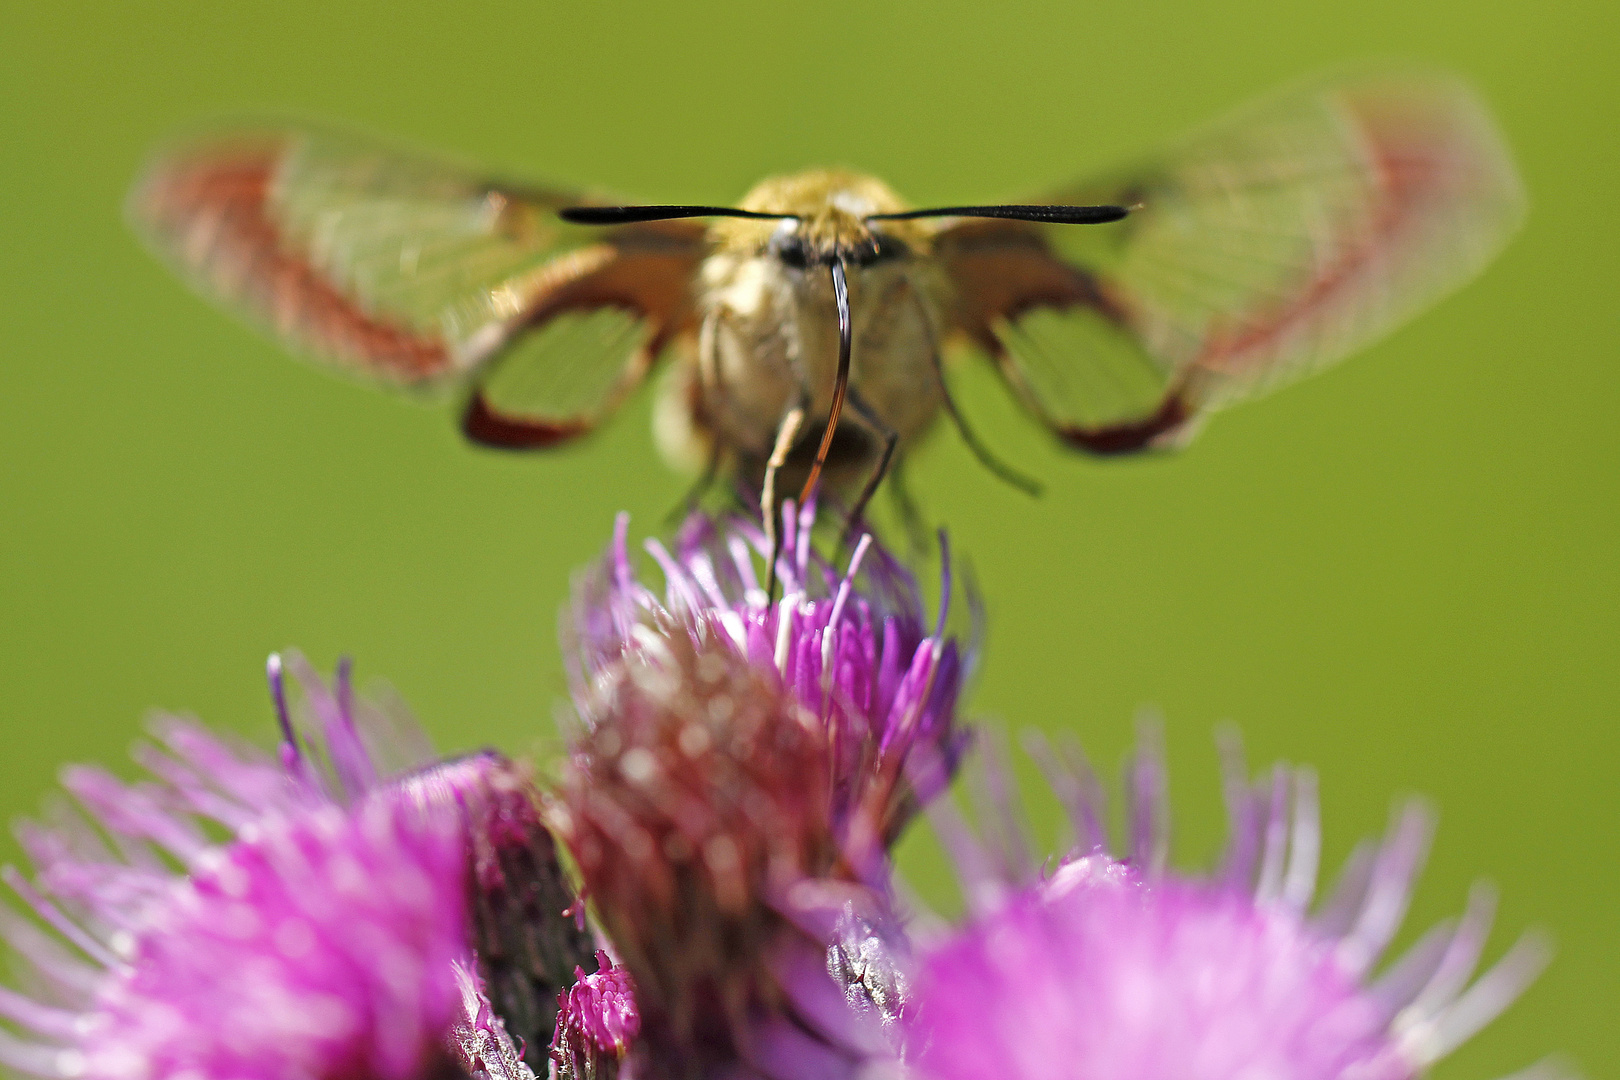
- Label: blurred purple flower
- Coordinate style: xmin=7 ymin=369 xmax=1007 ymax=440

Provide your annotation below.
xmin=567 ymin=504 xmax=970 ymax=848
xmin=0 ymin=655 xmax=471 ymax=1080
xmin=908 ymin=729 xmax=1552 ymax=1080
xmin=0 ymin=653 xmax=591 ymax=1080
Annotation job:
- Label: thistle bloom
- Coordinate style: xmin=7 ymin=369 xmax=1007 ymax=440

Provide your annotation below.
xmin=0 ymin=654 xmax=583 ymax=1080
xmin=548 ymin=632 xmax=889 ymax=1080
xmin=567 ymin=505 xmax=969 ymax=846
xmin=908 ymin=732 xmax=1551 ymax=1080
xmin=0 ymin=511 xmax=1561 ymax=1080
xmin=0 ymin=657 xmax=469 ymax=1080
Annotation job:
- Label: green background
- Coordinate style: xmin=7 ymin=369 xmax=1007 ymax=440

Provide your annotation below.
xmin=2 ymin=1 xmax=1613 ymax=1075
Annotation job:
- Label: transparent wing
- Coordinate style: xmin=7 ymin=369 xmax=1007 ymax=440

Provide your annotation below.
xmin=130 ymin=126 xmax=705 ymax=442
xmin=937 ymin=68 xmax=1526 ymax=453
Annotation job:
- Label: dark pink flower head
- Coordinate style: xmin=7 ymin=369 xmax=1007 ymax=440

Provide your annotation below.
xmin=551 ymin=952 xmax=639 ymax=1080
xmin=0 ymin=654 xmax=570 ymax=1080
xmin=549 ymin=631 xmax=890 ymax=1080
xmin=908 ymin=729 xmax=1552 ymax=1080
xmin=567 ymin=505 xmax=970 ymax=849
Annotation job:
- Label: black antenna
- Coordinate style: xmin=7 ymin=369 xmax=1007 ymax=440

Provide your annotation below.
xmin=559 ymin=205 xmax=796 ymax=226
xmin=867 ymin=204 xmax=1131 ymax=225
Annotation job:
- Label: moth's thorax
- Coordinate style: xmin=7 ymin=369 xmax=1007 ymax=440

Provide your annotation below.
xmin=676 ymin=170 xmax=946 ymax=490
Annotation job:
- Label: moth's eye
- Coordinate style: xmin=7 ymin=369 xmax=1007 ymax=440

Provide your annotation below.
xmin=852 ymin=233 xmax=909 ymax=267
xmin=770 ymin=234 xmax=811 ymax=270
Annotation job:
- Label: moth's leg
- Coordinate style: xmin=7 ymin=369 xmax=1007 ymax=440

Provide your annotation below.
xmin=760 ymin=327 xmax=818 ymax=599
xmin=903 ymin=270 xmax=1042 ymax=497
xmin=664 ymin=440 xmax=724 ymax=526
xmin=762 ymin=406 xmax=805 ymax=603
xmin=841 ymin=388 xmax=899 ymax=552
xmin=929 ymin=347 xmax=1043 ymax=497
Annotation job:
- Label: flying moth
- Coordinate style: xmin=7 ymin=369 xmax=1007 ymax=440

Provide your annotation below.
xmin=129 ymin=68 xmax=1524 ymax=532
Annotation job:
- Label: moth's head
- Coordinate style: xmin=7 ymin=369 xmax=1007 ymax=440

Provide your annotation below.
xmin=556 ymin=178 xmax=1128 ymax=278
xmin=711 ymin=169 xmax=932 ymax=269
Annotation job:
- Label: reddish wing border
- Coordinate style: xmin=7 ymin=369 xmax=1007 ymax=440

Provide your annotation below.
xmin=938 ymin=222 xmax=1192 ymax=455
xmin=131 ymin=139 xmax=454 ymax=381
xmin=934 ymin=72 xmax=1525 ymax=458
xmin=134 ymin=135 xmax=708 ymax=450
xmin=460 ymin=221 xmax=704 ymax=450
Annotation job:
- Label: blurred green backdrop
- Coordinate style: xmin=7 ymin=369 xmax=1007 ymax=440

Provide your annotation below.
xmin=2 ymin=0 xmax=1614 ymax=1074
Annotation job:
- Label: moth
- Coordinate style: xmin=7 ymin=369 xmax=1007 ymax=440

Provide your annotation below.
xmin=129 ymin=67 xmax=1523 ymax=527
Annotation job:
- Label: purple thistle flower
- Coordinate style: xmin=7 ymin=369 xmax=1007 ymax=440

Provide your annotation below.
xmin=567 ymin=504 xmax=970 ymax=848
xmin=548 ymin=631 xmax=890 ymax=1080
xmin=0 ymin=716 xmax=470 ymax=1080
xmin=89 ymin=799 xmax=467 ymax=1080
xmin=550 ymin=951 xmax=639 ymax=1080
xmin=273 ymin=655 xmax=592 ymax=1074
xmin=273 ymin=656 xmax=594 ymax=1071
xmin=907 ymin=729 xmax=1553 ymax=1080
xmin=0 ymin=653 xmax=585 ymax=1080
